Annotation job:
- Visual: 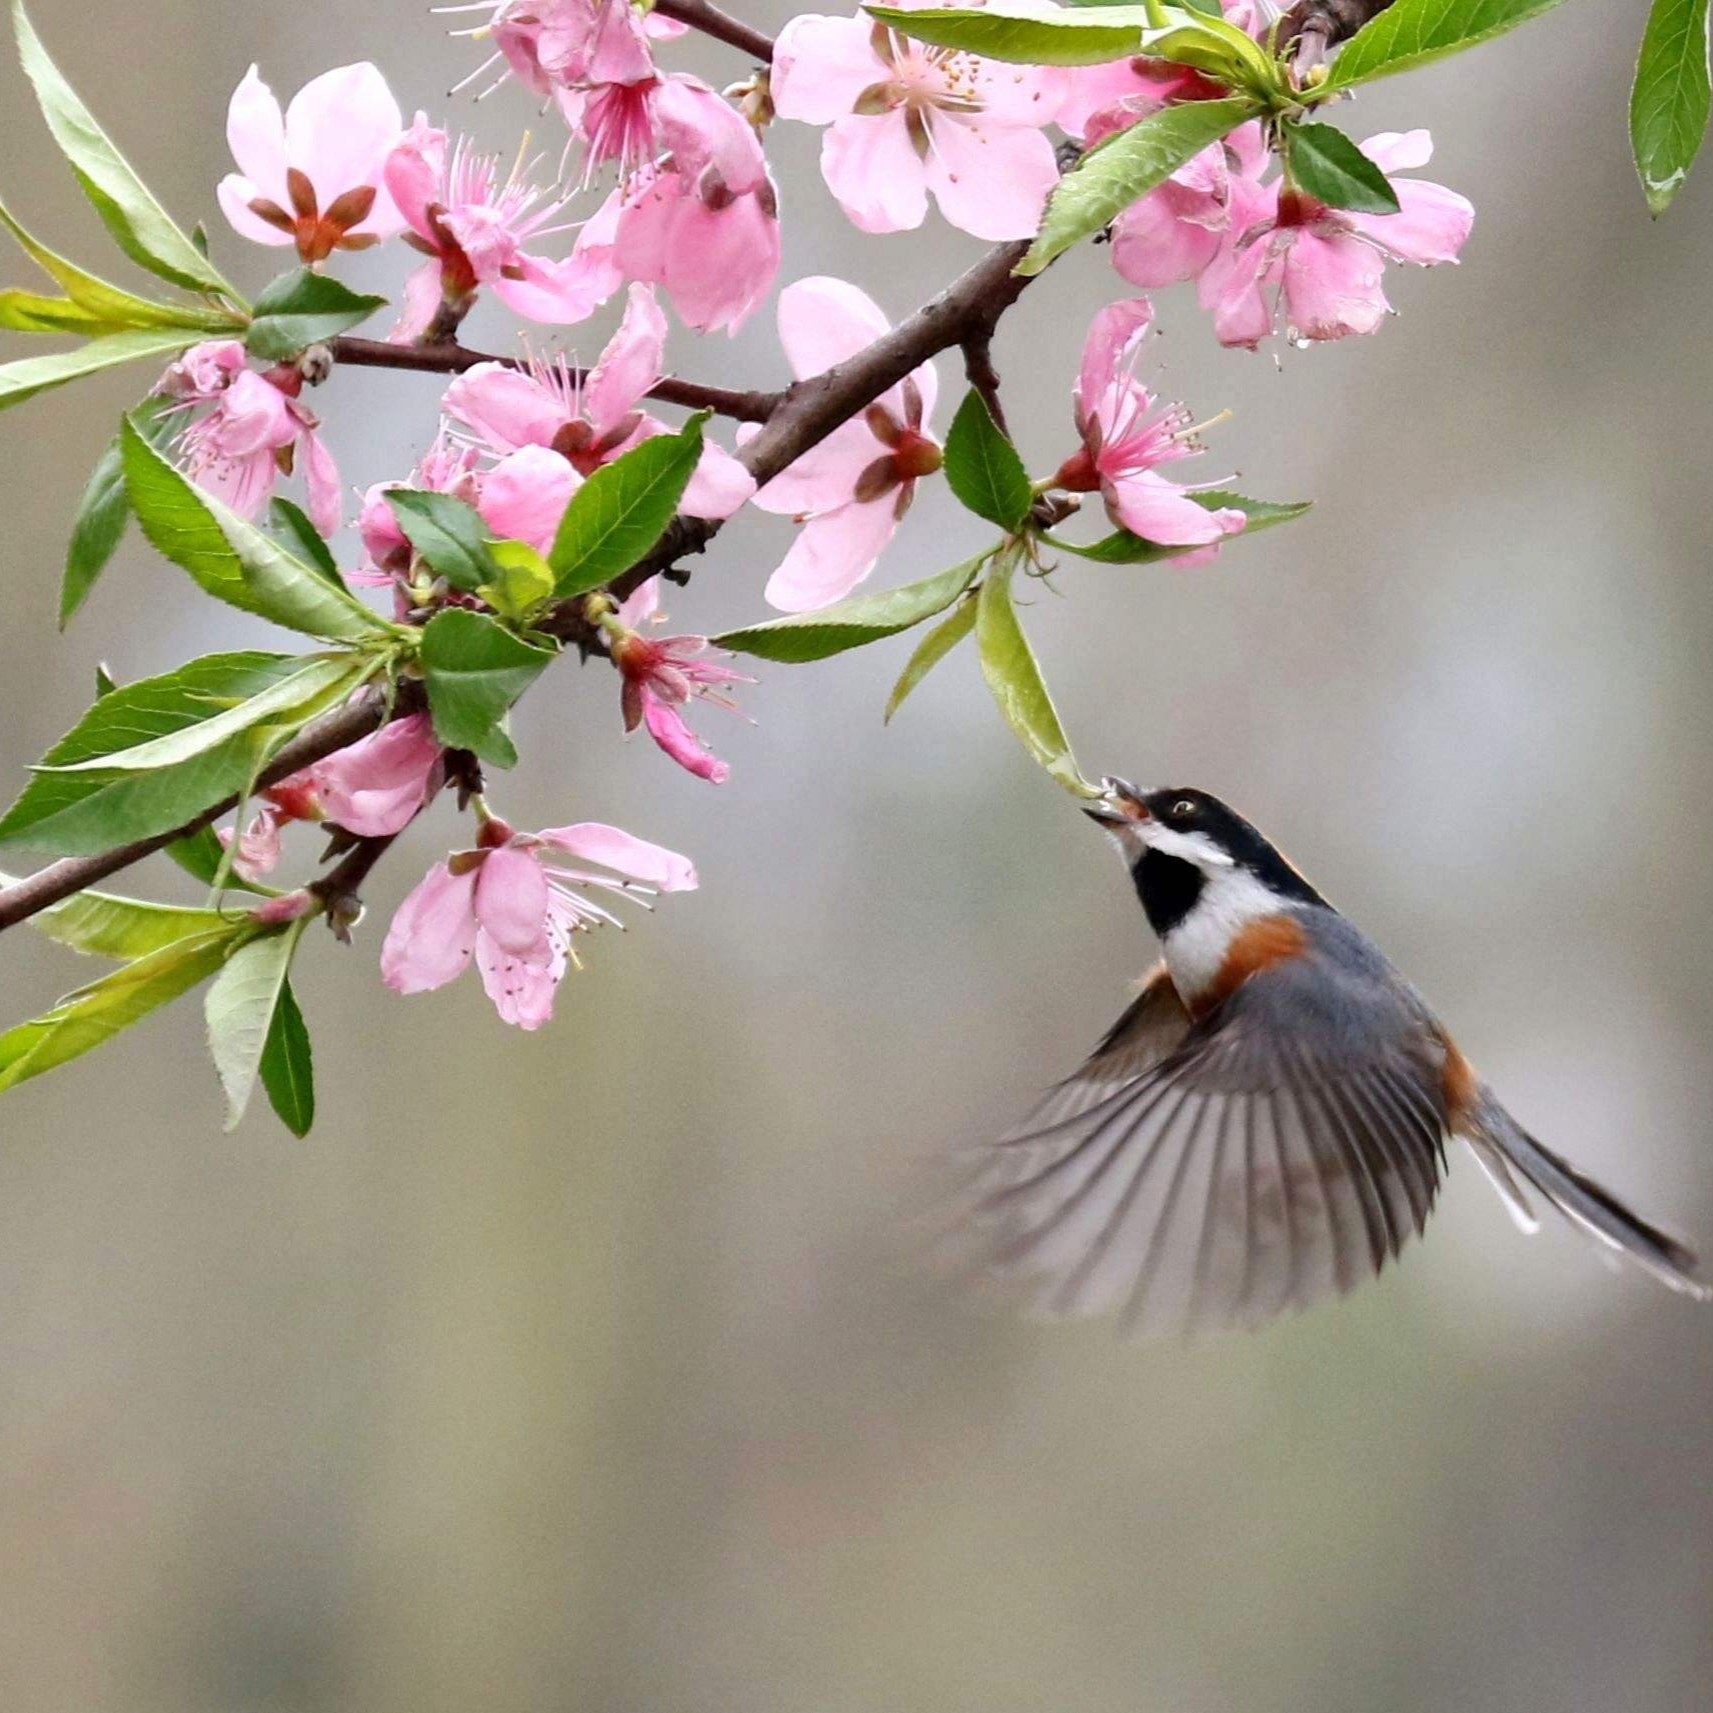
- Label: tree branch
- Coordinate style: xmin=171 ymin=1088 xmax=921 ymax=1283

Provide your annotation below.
xmin=651 ymin=0 xmax=776 ymax=61
xmin=1 ymin=235 xmax=1044 ymax=930
xmin=327 ymin=335 xmax=781 ymax=423
xmin=1280 ymin=0 xmax=1397 ymax=74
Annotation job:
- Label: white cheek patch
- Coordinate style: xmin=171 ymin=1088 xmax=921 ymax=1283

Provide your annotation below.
xmin=1161 ymin=866 xmax=1285 ymax=1003
xmin=1142 ymin=825 xmax=1236 ymax=869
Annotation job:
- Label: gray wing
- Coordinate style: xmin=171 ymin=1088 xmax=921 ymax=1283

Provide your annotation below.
xmin=969 ymin=916 xmax=1449 ymax=1336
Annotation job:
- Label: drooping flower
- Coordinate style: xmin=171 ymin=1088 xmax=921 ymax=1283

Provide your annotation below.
xmin=217 ymin=63 xmax=406 ymax=262
xmin=771 ymin=11 xmax=1062 ymax=240
xmin=159 ymin=341 xmax=342 ymax=533
xmin=608 ymin=627 xmax=750 ymax=783
xmin=1197 ymin=130 xmax=1474 ymax=348
xmin=381 ymin=817 xmax=697 ymax=1029
xmin=442 ymin=284 xmax=755 ymax=517
xmin=1051 ymin=299 xmax=1244 ymax=553
xmin=481 ymin=0 xmax=686 ymax=102
xmin=749 ymin=277 xmax=940 ymax=612
xmin=383 ymin=118 xmax=614 ymax=339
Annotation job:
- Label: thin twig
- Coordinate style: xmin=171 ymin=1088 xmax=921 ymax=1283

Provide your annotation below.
xmin=961 ymin=323 xmax=1009 ymax=437
xmin=328 ymin=335 xmax=781 ymax=423
xmin=651 ymin=0 xmax=776 ymax=61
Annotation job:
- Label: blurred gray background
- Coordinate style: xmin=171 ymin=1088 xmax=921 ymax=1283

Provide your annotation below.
xmin=2 ymin=1 xmax=1711 ymax=1708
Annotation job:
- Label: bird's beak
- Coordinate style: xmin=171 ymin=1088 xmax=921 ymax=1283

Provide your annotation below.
xmin=1082 ymin=777 xmax=1149 ymax=826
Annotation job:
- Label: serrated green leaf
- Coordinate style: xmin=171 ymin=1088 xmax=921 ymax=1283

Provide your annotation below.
xmin=120 ymin=416 xmax=385 ymax=641
xmin=1019 ymin=98 xmax=1257 ymax=275
xmin=1285 ymin=121 xmax=1400 ymax=212
xmin=245 ymin=268 xmax=386 ymax=360
xmin=1631 ymin=0 xmax=1711 ymax=213
xmin=469 ymin=722 xmax=520 ymax=771
xmin=419 ymin=609 xmax=555 ymax=750
xmin=0 ymin=868 xmax=233 ymax=959
xmin=548 ymin=416 xmax=706 ymax=598
xmin=0 ymin=327 xmax=196 ymax=413
xmin=943 ymin=390 xmax=1032 ymax=530
xmin=480 ymin=539 xmax=557 ymax=622
xmin=715 ymin=551 xmax=991 ymax=663
xmin=60 ymin=396 xmax=174 ymax=628
xmin=976 ymin=558 xmax=1095 ymax=795
xmin=385 ymin=489 xmax=500 ymax=592
xmin=0 ymin=652 xmax=306 ymax=856
xmin=1325 ymin=0 xmax=1577 ymax=88
xmin=38 ymin=653 xmax=359 ymax=774
xmin=13 ymin=2 xmax=237 ymax=298
xmin=205 ymin=920 xmax=304 ymax=1130
xmin=1048 ymin=490 xmax=1311 ymax=562
xmin=259 ymin=977 xmax=314 ymax=1136
xmin=0 ymin=194 xmax=241 ymax=333
xmin=866 ymin=1 xmax=1156 ymax=62
xmin=0 ymin=926 xmax=239 ymax=1095
xmin=884 ymin=590 xmax=979 ymax=723
xmin=267 ymin=496 xmax=342 ymax=584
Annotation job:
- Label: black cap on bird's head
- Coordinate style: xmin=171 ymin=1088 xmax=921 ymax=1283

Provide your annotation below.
xmin=1084 ymin=778 xmax=1326 ymax=936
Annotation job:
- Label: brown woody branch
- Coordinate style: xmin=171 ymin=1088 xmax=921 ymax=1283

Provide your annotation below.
xmin=1280 ymin=0 xmax=1397 ymax=74
xmin=327 ymin=336 xmax=781 ymax=423
xmin=0 ymin=234 xmax=1043 ymax=931
xmin=650 ymin=0 xmax=776 ymax=62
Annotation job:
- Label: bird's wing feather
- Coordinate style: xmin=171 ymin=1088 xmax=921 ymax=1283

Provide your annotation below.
xmin=970 ymin=934 xmax=1448 ymax=1336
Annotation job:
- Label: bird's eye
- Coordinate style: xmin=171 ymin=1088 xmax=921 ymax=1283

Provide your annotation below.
xmin=1170 ymin=798 xmax=1198 ymax=822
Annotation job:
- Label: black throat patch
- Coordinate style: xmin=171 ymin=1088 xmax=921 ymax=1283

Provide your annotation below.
xmin=1133 ymin=848 xmax=1205 ymax=938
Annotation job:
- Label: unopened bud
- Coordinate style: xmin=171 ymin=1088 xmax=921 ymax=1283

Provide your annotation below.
xmin=298 ymin=343 xmax=334 ymax=386
xmin=251 ymin=888 xmax=318 ymax=927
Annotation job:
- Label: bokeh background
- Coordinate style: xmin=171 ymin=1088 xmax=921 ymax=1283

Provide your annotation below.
xmin=2 ymin=1 xmax=1711 ymax=1707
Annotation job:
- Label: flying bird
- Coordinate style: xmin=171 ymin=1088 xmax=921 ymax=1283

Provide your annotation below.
xmin=966 ymin=781 xmax=1709 ymax=1335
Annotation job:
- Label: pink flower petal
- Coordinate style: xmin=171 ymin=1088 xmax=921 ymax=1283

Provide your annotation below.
xmin=390 ymin=259 xmax=446 ymax=345
xmin=282 ymin=62 xmax=404 ymax=234
xmin=1077 ymin=297 xmax=1154 ymax=421
xmin=1347 ymin=179 xmax=1473 ymax=266
xmin=681 ymin=439 xmax=756 ymax=520
xmin=772 ymin=13 xmax=891 ymax=123
xmin=763 ymin=495 xmax=899 ymax=611
xmin=216 ymin=176 xmax=292 ymax=246
xmin=1358 ymin=128 xmax=1434 ymax=175
xmin=476 ymin=928 xmax=565 ymax=1029
xmin=300 ymin=429 xmax=342 ymax=537
xmin=313 ymin=712 xmax=440 ymax=836
xmin=492 ymin=253 xmax=616 ymax=326
xmin=383 ymin=117 xmax=446 ymax=239
xmin=922 ymin=114 xmax=1059 ymax=242
xmin=821 ymin=113 xmax=930 ymax=235
xmin=777 ymin=275 xmax=893 ymax=379
xmin=537 ymin=824 xmax=698 ymax=891
xmin=750 ymin=414 xmax=882 ymax=514
xmin=443 ymin=363 xmax=565 ymax=455
xmin=642 ymin=693 xmax=730 ymax=783
xmin=1111 ymin=185 xmax=1223 ymax=288
xmin=477 ymin=445 xmax=580 ymax=554
xmin=381 ymin=861 xmax=478 ymax=993
xmin=225 ymin=67 xmax=287 ymax=204
xmin=1281 ymin=229 xmax=1388 ymax=341
xmin=587 ymin=283 xmax=667 ymax=432
xmin=1199 ymin=233 xmax=1275 ymax=350
xmin=472 ymin=843 xmax=552 ymax=959
xmin=1104 ymin=471 xmax=1241 ymax=545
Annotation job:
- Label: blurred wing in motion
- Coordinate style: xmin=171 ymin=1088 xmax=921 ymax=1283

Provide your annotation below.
xmin=965 ymin=959 xmax=1447 ymax=1337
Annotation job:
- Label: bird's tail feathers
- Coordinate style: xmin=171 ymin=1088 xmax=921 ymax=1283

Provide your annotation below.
xmin=1468 ymin=1093 xmax=1710 ymax=1300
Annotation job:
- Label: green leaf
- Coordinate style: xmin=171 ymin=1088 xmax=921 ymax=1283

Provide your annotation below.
xmin=715 ymin=552 xmax=991 ymax=663
xmin=0 ymin=652 xmax=306 ymax=856
xmin=0 ymin=926 xmax=239 ymax=1095
xmin=60 ymin=395 xmax=174 ymax=628
xmin=976 ymin=558 xmax=1094 ymax=794
xmin=12 ymin=1 xmax=237 ymax=298
xmin=245 ymin=268 xmax=386 ymax=360
xmin=268 ymin=497 xmax=342 ymax=584
xmin=0 ymin=290 xmax=110 ymax=332
xmin=470 ymin=722 xmax=520 ymax=771
xmin=943 ymin=390 xmax=1032 ymax=530
xmin=384 ymin=489 xmax=500 ymax=593
xmin=1019 ymin=98 xmax=1258 ymax=275
xmin=884 ymin=590 xmax=979 ymax=723
xmin=0 ymin=194 xmax=241 ymax=333
xmin=205 ymin=920 xmax=304 ymax=1131
xmin=1285 ymin=121 xmax=1400 ymax=212
xmin=548 ymin=416 xmax=706 ymax=598
xmin=1325 ymin=0 xmax=1578 ymax=88
xmin=38 ymin=653 xmax=358 ymax=774
xmin=1048 ymin=490 xmax=1311 ymax=562
xmin=0 ymin=869 xmax=234 ymax=959
xmin=120 ymin=416 xmax=386 ymax=641
xmin=0 ymin=327 xmax=196 ymax=413
xmin=865 ymin=1 xmax=1157 ymax=62
xmin=259 ymin=978 xmax=314 ymax=1136
xmin=1631 ymin=0 xmax=1711 ymax=213
xmin=419 ymin=609 xmax=555 ymax=750
xmin=479 ymin=539 xmax=557 ymax=622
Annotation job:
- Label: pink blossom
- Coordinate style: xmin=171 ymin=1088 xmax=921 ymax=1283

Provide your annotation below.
xmin=749 ymin=277 xmax=940 ymax=611
xmin=442 ymin=285 xmax=755 ymax=517
xmin=383 ymin=118 xmax=613 ymax=339
xmin=483 ymin=0 xmax=684 ymax=100
xmin=218 ymin=805 xmax=286 ymax=883
xmin=610 ymin=628 xmax=751 ymax=783
xmin=1110 ymin=121 xmax=1269 ymax=290
xmin=1197 ymin=130 xmax=1474 ymax=347
xmin=310 ymin=713 xmax=443 ymax=836
xmin=381 ymin=818 xmax=697 ymax=1029
xmin=1051 ymin=299 xmax=1244 ymax=552
xmin=1056 ymin=56 xmax=1224 ymax=147
xmin=771 ymin=11 xmax=1062 ymax=241
xmin=217 ymin=63 xmax=405 ymax=262
xmin=160 ymin=341 xmax=342 ymax=534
